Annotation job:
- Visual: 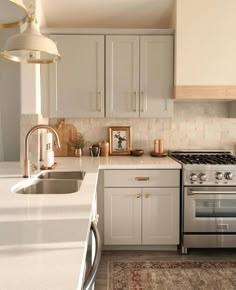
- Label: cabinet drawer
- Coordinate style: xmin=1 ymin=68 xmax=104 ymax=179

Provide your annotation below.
xmin=104 ymin=170 xmax=179 ymax=187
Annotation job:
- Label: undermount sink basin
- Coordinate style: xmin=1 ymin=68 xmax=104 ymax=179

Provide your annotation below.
xmin=14 ymin=171 xmax=86 ymax=195
xmin=37 ymin=171 xmax=86 ymax=180
xmin=15 ymin=179 xmax=81 ymax=194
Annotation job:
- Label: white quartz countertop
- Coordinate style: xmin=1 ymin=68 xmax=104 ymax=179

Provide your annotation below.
xmin=57 ymin=155 xmax=182 ymax=170
xmin=0 ymin=156 xmax=181 ymax=290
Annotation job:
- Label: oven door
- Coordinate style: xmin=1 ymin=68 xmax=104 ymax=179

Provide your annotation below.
xmin=184 ymin=187 xmax=236 ymax=233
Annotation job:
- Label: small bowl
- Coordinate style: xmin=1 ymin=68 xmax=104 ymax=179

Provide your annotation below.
xmin=131 ymin=149 xmax=144 ymax=156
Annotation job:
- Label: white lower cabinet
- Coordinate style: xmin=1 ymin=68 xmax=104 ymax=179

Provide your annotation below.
xmin=142 ymin=188 xmax=179 ymax=245
xmin=104 ymin=188 xmax=141 ymax=245
xmin=104 ymin=170 xmax=180 ymax=246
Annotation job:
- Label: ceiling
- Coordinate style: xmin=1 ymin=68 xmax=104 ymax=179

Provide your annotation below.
xmin=40 ymin=0 xmax=175 ymax=29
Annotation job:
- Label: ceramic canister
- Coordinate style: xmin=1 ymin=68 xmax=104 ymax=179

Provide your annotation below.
xmin=101 ymin=141 xmax=109 ymax=157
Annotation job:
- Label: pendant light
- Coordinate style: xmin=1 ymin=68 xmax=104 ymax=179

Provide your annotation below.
xmin=0 ymin=0 xmax=28 ymax=28
xmin=1 ymin=2 xmax=61 ymax=64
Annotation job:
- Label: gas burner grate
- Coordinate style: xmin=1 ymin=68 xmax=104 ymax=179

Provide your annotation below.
xmin=172 ymin=153 xmax=236 ymax=165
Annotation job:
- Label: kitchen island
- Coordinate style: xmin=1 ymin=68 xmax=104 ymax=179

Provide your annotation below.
xmin=0 ymin=156 xmax=181 ymax=290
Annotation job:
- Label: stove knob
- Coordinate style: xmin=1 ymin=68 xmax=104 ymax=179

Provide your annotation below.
xmin=190 ymin=173 xmax=198 ymax=182
xmin=225 ymin=172 xmax=234 ymax=180
xmin=215 ymin=172 xmax=223 ymax=180
xmin=199 ymin=173 xmax=207 ymax=181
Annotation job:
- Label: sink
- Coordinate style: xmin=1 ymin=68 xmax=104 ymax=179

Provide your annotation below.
xmin=37 ymin=171 xmax=86 ymax=180
xmin=14 ymin=171 xmax=85 ymax=194
xmin=15 ymin=179 xmax=81 ymax=194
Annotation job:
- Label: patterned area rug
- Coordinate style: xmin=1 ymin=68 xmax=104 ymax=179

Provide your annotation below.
xmin=108 ymin=260 xmax=236 ymax=290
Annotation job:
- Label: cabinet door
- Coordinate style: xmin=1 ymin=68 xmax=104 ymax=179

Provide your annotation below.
xmin=142 ymin=188 xmax=179 ymax=245
xmin=104 ymin=188 xmax=141 ymax=245
xmin=50 ymin=35 xmax=104 ymax=117
xmin=140 ymin=36 xmax=173 ymax=118
xmin=106 ymin=35 xmax=139 ymax=117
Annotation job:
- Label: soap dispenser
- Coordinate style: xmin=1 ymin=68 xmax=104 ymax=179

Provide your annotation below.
xmin=44 ymin=132 xmax=54 ymax=167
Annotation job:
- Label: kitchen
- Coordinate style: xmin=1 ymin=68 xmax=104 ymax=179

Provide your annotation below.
xmin=1 ymin=0 xmax=236 ymax=289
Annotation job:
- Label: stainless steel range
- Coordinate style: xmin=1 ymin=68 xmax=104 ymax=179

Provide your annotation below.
xmin=169 ymin=150 xmax=236 ymax=254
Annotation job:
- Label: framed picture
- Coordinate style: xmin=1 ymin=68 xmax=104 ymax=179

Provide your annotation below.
xmin=109 ymin=126 xmax=132 ymax=155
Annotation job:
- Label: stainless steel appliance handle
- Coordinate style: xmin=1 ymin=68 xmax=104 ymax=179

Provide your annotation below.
xmin=83 ymin=221 xmax=102 ymax=290
xmin=188 ymin=190 xmax=236 ymax=195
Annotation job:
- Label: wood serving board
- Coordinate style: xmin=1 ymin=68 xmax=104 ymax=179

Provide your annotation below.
xmin=52 ymin=123 xmax=77 ymax=157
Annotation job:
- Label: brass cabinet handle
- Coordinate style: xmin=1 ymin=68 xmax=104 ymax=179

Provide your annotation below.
xmin=144 ymin=193 xmax=150 ymax=198
xmin=136 ymin=193 xmax=141 ymax=198
xmin=97 ymin=91 xmax=103 ymax=112
xmin=141 ymin=91 xmax=147 ymax=112
xmin=135 ymin=177 xmax=150 ymax=181
xmin=133 ymin=91 xmax=138 ymax=112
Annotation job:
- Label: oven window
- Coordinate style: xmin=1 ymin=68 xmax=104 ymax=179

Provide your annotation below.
xmin=195 ymin=199 xmax=236 ymax=217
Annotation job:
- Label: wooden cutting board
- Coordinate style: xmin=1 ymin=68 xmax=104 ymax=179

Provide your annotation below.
xmin=52 ymin=123 xmax=77 ymax=156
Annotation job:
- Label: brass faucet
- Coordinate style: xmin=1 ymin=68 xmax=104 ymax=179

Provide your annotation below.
xmin=23 ymin=124 xmax=61 ymax=178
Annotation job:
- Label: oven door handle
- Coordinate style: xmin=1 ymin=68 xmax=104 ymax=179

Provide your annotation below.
xmin=83 ymin=221 xmax=102 ymax=290
xmin=188 ymin=190 xmax=236 ymax=195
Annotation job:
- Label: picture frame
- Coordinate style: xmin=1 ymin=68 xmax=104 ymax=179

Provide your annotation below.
xmin=109 ymin=126 xmax=132 ymax=156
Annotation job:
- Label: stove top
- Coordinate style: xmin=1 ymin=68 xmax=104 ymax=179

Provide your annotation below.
xmin=169 ymin=150 xmax=236 ymax=186
xmin=171 ymin=153 xmax=236 ymax=165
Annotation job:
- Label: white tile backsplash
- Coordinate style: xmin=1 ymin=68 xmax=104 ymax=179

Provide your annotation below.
xmin=49 ymin=101 xmax=236 ymax=155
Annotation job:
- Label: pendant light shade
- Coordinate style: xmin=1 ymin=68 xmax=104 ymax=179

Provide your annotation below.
xmin=1 ymin=18 xmax=61 ymax=64
xmin=0 ymin=0 xmax=28 ymax=28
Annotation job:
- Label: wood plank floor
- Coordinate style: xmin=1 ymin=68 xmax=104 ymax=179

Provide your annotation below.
xmin=95 ymin=249 xmax=236 ymax=290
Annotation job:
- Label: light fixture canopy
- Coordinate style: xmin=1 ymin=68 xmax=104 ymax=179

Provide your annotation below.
xmin=0 ymin=0 xmax=28 ymax=28
xmin=1 ymin=17 xmax=61 ymax=64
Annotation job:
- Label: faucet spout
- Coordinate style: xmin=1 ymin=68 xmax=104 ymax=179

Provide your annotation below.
xmin=24 ymin=124 xmax=61 ymax=178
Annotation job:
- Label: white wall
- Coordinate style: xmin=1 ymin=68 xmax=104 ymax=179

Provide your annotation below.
xmin=20 ymin=1 xmax=42 ymax=115
xmin=20 ymin=64 xmax=41 ymax=114
xmin=0 ymin=28 xmax=20 ymax=161
xmin=19 ymin=0 xmax=49 ymax=165
xmin=175 ymin=0 xmax=236 ymax=85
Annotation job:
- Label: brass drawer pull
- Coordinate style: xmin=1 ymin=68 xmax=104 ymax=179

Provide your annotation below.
xmin=135 ymin=177 xmax=150 ymax=181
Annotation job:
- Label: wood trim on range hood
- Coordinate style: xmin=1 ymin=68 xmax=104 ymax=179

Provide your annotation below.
xmin=174 ymin=85 xmax=236 ymax=100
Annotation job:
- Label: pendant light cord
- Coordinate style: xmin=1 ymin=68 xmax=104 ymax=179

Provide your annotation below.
xmin=28 ymin=0 xmax=36 ymax=21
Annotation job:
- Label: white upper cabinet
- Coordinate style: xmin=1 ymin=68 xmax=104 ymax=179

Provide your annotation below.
xmin=106 ymin=36 xmax=140 ymax=118
xmin=140 ymin=36 xmax=173 ymax=117
xmin=106 ymin=35 xmax=174 ymax=118
xmin=50 ymin=35 xmax=104 ymax=118
xmin=46 ymin=32 xmax=174 ymax=118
